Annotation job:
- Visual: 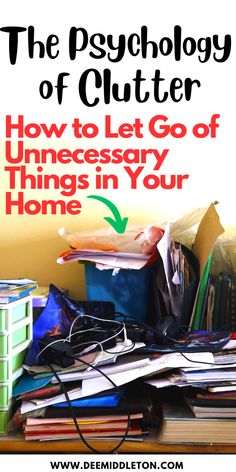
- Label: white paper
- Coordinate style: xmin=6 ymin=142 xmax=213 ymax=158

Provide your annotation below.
xmin=21 ymin=351 xmax=214 ymax=414
xmin=52 ymin=355 xmax=150 ymax=384
xmin=81 ymin=352 xmax=214 ymax=397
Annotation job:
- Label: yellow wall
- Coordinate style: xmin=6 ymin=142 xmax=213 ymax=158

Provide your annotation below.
xmin=0 ymin=235 xmax=86 ymax=299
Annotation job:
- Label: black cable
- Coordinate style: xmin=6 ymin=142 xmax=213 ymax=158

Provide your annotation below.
xmin=71 ymin=355 xmax=132 ymax=451
xmin=114 ymin=311 xmax=191 ymax=345
xmin=35 ymin=313 xmax=145 ymax=452
xmin=43 ymin=355 xmax=131 ymax=454
xmin=47 ymin=363 xmax=100 ymax=453
xmin=180 ymin=351 xmax=236 ymax=367
xmin=71 ymin=355 xmax=119 ymax=387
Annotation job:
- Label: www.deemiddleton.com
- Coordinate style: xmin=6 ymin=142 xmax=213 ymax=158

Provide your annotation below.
xmin=50 ymin=460 xmax=184 ymax=470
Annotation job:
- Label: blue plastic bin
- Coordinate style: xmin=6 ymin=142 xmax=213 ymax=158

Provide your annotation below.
xmin=85 ymin=264 xmax=157 ymax=322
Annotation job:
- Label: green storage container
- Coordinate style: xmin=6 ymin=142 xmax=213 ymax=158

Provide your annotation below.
xmin=0 ymin=409 xmax=9 ymax=435
xmin=0 ymin=383 xmax=9 ymax=408
xmin=0 ymin=336 xmax=8 ymax=356
xmin=0 ymin=296 xmax=33 ymax=435
xmin=0 ymin=359 xmax=9 ymax=383
xmin=0 ymin=348 xmax=27 ymax=382
xmin=0 ymin=299 xmax=29 ymax=332
xmin=0 ymin=325 xmax=30 ymax=356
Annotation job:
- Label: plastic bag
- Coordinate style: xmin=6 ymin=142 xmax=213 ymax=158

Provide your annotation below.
xmin=59 ymin=206 xmax=208 ymax=254
xmin=169 ymin=206 xmax=208 ymax=248
xmin=211 ymin=229 xmax=236 ymax=275
xmin=58 ymin=226 xmax=145 ymax=253
xmin=24 ymin=285 xmax=115 ymax=366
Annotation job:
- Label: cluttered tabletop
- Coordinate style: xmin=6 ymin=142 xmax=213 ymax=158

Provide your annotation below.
xmin=1 ymin=203 xmax=236 ymax=454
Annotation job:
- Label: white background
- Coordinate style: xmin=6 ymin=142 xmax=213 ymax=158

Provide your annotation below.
xmin=0 ymin=453 xmax=236 ymax=471
xmin=0 ymin=0 xmax=235 ymax=232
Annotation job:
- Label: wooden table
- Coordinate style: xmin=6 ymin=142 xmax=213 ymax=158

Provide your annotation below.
xmin=1 ymin=434 xmax=236 ymax=454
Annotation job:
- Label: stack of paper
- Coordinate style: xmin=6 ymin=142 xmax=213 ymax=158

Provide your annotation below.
xmin=23 ymin=414 xmax=145 ymax=441
xmin=158 ymin=396 xmax=236 ymax=444
xmin=13 ymin=341 xmax=157 ymax=443
xmin=57 ymin=249 xmax=150 ymax=270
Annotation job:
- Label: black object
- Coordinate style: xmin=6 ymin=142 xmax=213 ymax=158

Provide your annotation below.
xmin=186 ymin=396 xmax=236 ymax=407
xmin=119 ymin=316 xmax=181 ymax=345
xmin=218 ymin=271 xmax=231 ymax=330
xmin=155 ymin=244 xmax=199 ymax=328
xmin=38 ymin=337 xmax=75 ymax=368
xmin=153 ymin=315 xmax=181 ymax=344
xmin=125 ymin=322 xmax=146 ymax=342
xmin=230 ymin=271 xmax=236 ymax=330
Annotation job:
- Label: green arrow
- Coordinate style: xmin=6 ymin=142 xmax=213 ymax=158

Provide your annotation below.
xmin=87 ymin=195 xmax=128 ymax=233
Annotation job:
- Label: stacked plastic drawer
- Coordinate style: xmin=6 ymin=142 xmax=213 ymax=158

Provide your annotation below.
xmin=0 ymin=296 xmax=32 ymax=435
